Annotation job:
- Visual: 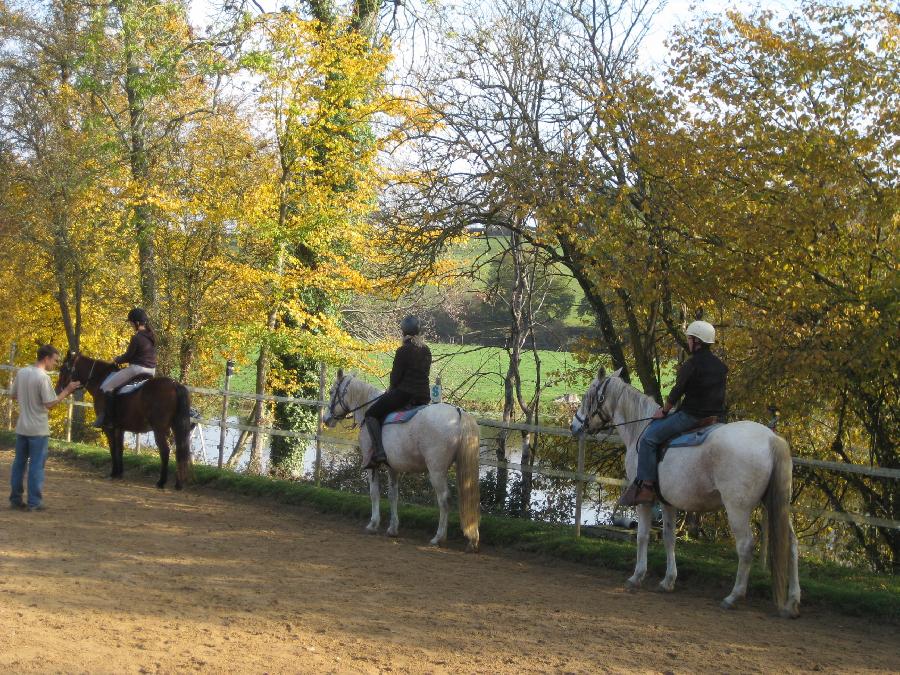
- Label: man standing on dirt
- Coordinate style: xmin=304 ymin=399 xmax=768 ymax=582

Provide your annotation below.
xmin=9 ymin=344 xmax=80 ymax=511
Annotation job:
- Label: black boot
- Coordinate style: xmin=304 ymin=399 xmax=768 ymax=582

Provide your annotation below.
xmin=363 ymin=417 xmax=387 ymax=469
xmin=94 ymin=392 xmax=116 ymax=429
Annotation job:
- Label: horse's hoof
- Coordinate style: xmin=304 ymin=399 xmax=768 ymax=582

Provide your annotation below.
xmin=466 ymin=541 xmax=480 ymax=554
xmin=364 ymin=526 xmax=378 ymax=535
xmin=155 ymin=482 xmax=165 ymax=490
xmin=429 ymin=538 xmax=444 ymax=547
xmin=174 ymin=483 xmax=183 ymax=491
xmin=779 ymin=605 xmax=800 ymax=619
xmin=720 ymin=598 xmax=736 ymax=610
xmin=625 ymin=579 xmax=640 ymax=592
xmin=386 ymin=529 xmax=398 ymax=538
xmin=658 ymin=581 xmax=675 ymax=593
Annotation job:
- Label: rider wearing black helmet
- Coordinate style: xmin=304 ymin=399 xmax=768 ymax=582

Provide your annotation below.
xmin=93 ymin=308 xmax=158 ymax=428
xmin=362 ymin=316 xmax=432 ymax=469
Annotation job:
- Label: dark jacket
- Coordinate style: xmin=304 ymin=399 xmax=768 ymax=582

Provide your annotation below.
xmin=389 ymin=338 xmax=432 ymax=403
xmin=115 ymin=330 xmax=157 ymax=369
xmin=667 ymin=346 xmax=727 ymax=417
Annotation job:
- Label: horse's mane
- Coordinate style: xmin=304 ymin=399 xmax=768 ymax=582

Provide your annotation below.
xmin=346 ymin=374 xmax=383 ymax=399
xmin=604 ymin=375 xmax=659 ymax=423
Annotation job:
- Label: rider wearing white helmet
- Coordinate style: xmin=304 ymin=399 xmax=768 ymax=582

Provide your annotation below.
xmin=362 ymin=316 xmax=432 ymax=469
xmin=620 ymin=319 xmax=728 ymax=506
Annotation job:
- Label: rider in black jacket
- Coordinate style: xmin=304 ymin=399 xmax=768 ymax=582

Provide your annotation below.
xmin=363 ymin=316 xmax=432 ymax=469
xmin=620 ymin=320 xmax=728 ymax=506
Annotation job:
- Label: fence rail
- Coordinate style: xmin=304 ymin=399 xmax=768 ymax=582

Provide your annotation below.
xmin=2 ymin=363 xmax=897 ymax=532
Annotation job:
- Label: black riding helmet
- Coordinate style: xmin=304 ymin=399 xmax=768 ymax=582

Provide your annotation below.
xmin=400 ymin=315 xmax=420 ymax=336
xmin=127 ymin=307 xmax=149 ymax=325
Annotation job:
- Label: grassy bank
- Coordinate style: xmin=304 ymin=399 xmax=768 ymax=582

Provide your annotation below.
xmin=5 ymin=431 xmax=895 ymax=623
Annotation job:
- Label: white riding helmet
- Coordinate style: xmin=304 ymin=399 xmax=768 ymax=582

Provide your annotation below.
xmin=686 ymin=320 xmax=715 ymax=344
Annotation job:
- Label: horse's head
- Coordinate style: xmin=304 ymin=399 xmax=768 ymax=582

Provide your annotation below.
xmin=323 ymin=368 xmax=352 ymax=428
xmin=570 ymin=365 xmax=624 ymax=435
xmin=55 ymin=352 xmax=78 ymax=394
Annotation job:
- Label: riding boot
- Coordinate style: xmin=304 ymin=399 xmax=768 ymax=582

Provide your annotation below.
xmin=93 ymin=392 xmax=110 ymax=428
xmin=101 ymin=392 xmax=117 ymax=429
xmin=619 ymin=481 xmax=657 ymax=506
xmin=362 ymin=417 xmax=387 ymax=469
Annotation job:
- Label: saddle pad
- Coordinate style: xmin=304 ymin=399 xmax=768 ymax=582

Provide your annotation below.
xmin=666 ymin=423 xmax=725 ymax=448
xmin=117 ymin=377 xmax=151 ymax=396
xmin=384 ymin=404 xmax=429 ymax=425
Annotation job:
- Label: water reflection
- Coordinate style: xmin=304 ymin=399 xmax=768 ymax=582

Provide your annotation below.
xmin=127 ymin=419 xmax=627 ymax=528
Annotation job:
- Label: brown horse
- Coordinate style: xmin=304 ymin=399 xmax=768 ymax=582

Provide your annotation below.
xmin=56 ymin=353 xmax=193 ymax=490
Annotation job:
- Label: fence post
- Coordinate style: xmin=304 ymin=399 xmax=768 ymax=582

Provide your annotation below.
xmin=315 ymin=362 xmax=326 ymax=486
xmin=6 ymin=341 xmax=17 ymax=430
xmin=135 ymin=433 xmax=142 ymax=454
xmin=65 ymin=397 xmax=74 ymax=442
xmin=431 ymin=376 xmax=442 ymax=404
xmin=218 ymin=359 xmax=234 ymax=469
xmin=575 ymin=434 xmax=586 ymax=538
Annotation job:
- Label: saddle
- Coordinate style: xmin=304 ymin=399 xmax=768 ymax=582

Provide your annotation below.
xmin=115 ymin=374 xmax=153 ymax=396
xmin=384 ymin=404 xmax=430 ymax=425
xmin=656 ymin=416 xmax=722 ymax=464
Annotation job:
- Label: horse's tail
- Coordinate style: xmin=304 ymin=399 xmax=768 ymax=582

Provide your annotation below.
xmin=173 ymin=383 xmax=193 ymax=485
xmin=764 ymin=433 xmax=796 ymax=616
xmin=455 ymin=412 xmax=481 ymax=552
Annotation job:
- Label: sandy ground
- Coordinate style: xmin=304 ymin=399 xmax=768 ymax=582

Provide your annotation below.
xmin=0 ymin=450 xmax=897 ymax=675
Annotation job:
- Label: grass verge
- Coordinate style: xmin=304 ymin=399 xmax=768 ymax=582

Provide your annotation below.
xmin=3 ymin=431 xmax=896 ymax=623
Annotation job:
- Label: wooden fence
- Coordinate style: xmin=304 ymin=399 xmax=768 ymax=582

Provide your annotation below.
xmin=1 ymin=361 xmax=898 ymax=533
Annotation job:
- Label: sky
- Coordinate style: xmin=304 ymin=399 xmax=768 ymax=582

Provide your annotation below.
xmin=189 ymin=1 xmax=801 ymax=67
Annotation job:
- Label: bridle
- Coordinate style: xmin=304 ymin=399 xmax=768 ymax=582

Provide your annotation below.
xmin=66 ymin=354 xmax=97 ymax=390
xmin=573 ymin=376 xmax=657 ymax=436
xmin=573 ymin=376 xmax=615 ymax=434
xmin=327 ymin=375 xmax=383 ymax=422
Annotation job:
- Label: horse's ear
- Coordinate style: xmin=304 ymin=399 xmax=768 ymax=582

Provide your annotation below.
xmin=611 ymin=367 xmax=623 ymax=379
xmin=336 ymin=367 xmax=343 ymax=381
xmin=597 ymin=365 xmax=606 ymax=380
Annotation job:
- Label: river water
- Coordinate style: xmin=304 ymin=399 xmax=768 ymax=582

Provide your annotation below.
xmin=127 ymin=418 xmax=629 ymax=528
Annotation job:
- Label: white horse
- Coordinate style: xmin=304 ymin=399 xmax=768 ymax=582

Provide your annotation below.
xmin=570 ymin=367 xmax=800 ymax=617
xmin=322 ymin=370 xmax=481 ymax=551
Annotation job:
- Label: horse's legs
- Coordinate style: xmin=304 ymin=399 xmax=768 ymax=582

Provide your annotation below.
xmin=113 ymin=429 xmax=126 ymax=478
xmin=626 ymin=503 xmax=653 ymax=589
xmin=104 ymin=429 xmax=117 ymax=478
xmin=659 ymin=504 xmax=678 ymax=592
xmin=722 ymin=505 xmax=755 ymax=609
xmin=386 ymin=468 xmax=401 ymax=537
xmin=154 ymin=428 xmax=170 ymax=489
xmin=365 ymin=469 xmax=381 ymax=533
xmin=786 ymin=525 xmax=802 ymax=616
xmin=428 ymin=468 xmax=450 ymax=546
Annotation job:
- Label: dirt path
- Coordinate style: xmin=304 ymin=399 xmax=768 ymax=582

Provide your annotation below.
xmin=0 ymin=450 xmax=896 ymax=674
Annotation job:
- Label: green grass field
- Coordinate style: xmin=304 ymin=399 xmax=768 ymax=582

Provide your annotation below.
xmin=224 ymin=340 xmax=676 ymax=415
xmin=358 ymin=343 xmax=597 ymax=412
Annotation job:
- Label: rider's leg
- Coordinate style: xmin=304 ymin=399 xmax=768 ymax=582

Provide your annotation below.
xmin=363 ymin=416 xmax=386 ymax=469
xmin=624 ymin=411 xmax=701 ymax=505
xmin=362 ymin=390 xmax=411 ymax=469
xmin=95 ymin=366 xmax=137 ymax=428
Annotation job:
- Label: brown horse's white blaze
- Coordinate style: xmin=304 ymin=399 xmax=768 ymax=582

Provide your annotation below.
xmin=56 ymin=353 xmax=193 ymax=490
xmin=570 ymin=367 xmax=801 ymax=617
xmin=324 ymin=370 xmax=480 ymax=551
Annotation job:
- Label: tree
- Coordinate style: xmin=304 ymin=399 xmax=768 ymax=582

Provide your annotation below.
xmin=662 ymin=2 xmax=899 ymax=571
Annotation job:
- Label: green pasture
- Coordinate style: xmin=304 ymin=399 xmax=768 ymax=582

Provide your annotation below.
xmin=359 ymin=343 xmax=596 ymax=412
xmin=12 ymin=433 xmax=897 ymax=623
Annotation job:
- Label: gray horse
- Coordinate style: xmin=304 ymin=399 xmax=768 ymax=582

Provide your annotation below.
xmin=324 ymin=370 xmax=480 ymax=551
xmin=572 ymin=367 xmax=800 ymax=617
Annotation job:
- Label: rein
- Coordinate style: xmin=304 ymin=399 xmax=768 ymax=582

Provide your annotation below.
xmin=329 ymin=375 xmax=383 ymax=421
xmin=574 ymin=376 xmax=657 ymax=435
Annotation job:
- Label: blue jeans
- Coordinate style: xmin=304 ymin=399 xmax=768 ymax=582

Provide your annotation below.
xmin=636 ymin=410 xmax=701 ymax=483
xmin=10 ymin=434 xmax=49 ymax=508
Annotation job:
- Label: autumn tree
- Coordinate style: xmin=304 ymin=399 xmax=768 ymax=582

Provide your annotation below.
xmin=662 ymin=2 xmax=899 ymax=570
